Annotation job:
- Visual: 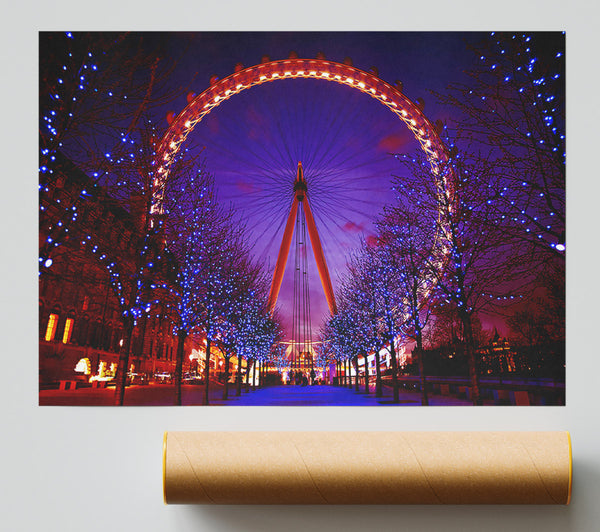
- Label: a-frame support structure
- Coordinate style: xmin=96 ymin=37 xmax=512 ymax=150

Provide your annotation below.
xmin=267 ymin=162 xmax=337 ymax=315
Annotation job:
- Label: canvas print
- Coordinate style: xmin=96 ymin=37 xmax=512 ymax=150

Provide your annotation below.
xmin=39 ymin=32 xmax=565 ymax=406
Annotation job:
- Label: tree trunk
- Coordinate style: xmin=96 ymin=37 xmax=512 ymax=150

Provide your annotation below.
xmin=388 ymin=336 xmax=400 ymax=404
xmin=415 ymin=341 xmax=429 ymax=406
xmin=252 ymin=358 xmax=257 ymax=389
xmin=346 ymin=359 xmax=352 ymax=389
xmin=375 ymin=349 xmax=382 ymax=397
xmin=364 ymin=352 xmax=370 ymax=394
xmin=114 ymin=315 xmax=134 ymax=406
xmin=461 ymin=312 xmax=481 ymax=405
xmin=353 ymin=356 xmax=359 ymax=391
xmin=222 ymin=354 xmax=231 ymax=400
xmin=245 ymin=358 xmax=253 ymax=392
xmin=203 ymin=337 xmax=211 ymax=405
xmin=174 ymin=329 xmax=187 ymax=406
xmin=236 ymin=354 xmax=243 ymax=396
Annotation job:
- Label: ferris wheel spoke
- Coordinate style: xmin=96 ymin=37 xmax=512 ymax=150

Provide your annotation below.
xmin=155 ymin=63 xmax=436 ymax=348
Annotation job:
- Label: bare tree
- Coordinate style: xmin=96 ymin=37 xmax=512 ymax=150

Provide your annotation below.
xmin=39 ymin=32 xmax=192 ymax=269
xmin=377 ymin=208 xmax=436 ymax=405
xmin=159 ymin=164 xmax=219 ymax=405
xmin=436 ymin=32 xmax=565 ymax=259
xmin=339 ymin=248 xmax=387 ymax=396
xmin=394 ymin=144 xmax=534 ymax=404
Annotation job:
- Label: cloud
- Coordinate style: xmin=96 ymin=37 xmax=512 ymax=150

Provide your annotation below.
xmin=377 ymin=133 xmax=410 ymax=153
xmin=235 ymin=180 xmax=261 ymax=194
xmin=366 ymin=235 xmax=379 ymax=248
xmin=342 ymin=221 xmax=365 ymax=233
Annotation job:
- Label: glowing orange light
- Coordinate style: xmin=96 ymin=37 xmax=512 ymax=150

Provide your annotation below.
xmin=45 ymin=314 xmax=58 ymax=342
xmin=62 ymin=318 xmax=73 ymax=344
xmin=75 ymin=357 xmax=90 ymax=374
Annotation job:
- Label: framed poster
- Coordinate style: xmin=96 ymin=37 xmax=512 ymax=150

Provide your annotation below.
xmin=39 ymin=31 xmax=565 ymax=407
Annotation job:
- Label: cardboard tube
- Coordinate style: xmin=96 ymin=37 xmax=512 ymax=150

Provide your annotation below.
xmin=163 ymin=431 xmax=572 ymax=505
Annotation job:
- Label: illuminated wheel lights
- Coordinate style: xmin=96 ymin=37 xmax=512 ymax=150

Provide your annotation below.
xmin=153 ymin=58 xmax=448 ymax=210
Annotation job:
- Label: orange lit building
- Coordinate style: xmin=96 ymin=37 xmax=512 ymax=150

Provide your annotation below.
xmin=477 ymin=329 xmax=518 ymax=375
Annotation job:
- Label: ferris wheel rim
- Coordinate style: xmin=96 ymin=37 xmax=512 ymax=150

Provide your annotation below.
xmin=152 ymin=56 xmax=448 ymax=213
xmin=153 ymin=56 xmax=453 ymax=339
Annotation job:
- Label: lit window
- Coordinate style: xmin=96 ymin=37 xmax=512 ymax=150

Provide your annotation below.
xmin=82 ymin=295 xmax=89 ymax=311
xmin=62 ymin=317 xmax=74 ymax=344
xmin=45 ymin=314 xmax=58 ymax=341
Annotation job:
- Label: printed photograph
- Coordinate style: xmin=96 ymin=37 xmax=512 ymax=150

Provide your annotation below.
xmin=39 ymin=31 xmax=565 ymax=405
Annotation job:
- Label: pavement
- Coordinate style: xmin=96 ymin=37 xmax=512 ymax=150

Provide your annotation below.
xmin=38 ymin=382 xmax=472 ymax=406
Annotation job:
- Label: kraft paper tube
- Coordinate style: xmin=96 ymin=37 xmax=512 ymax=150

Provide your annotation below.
xmin=163 ymin=431 xmax=572 ymax=505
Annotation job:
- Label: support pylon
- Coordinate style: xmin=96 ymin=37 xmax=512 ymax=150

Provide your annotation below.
xmin=267 ymin=162 xmax=337 ymax=315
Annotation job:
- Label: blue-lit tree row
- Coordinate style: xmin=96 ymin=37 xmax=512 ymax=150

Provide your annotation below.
xmin=320 ymin=32 xmax=565 ymax=406
xmin=39 ymin=33 xmax=283 ymax=405
xmin=158 ymin=164 xmax=283 ymax=406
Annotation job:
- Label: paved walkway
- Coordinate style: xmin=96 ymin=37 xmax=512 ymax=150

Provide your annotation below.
xmin=39 ymin=383 xmax=472 ymax=406
xmin=218 ymin=385 xmax=472 ymax=406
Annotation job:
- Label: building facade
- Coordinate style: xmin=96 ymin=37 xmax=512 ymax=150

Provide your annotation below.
xmin=39 ymin=154 xmax=181 ymax=386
